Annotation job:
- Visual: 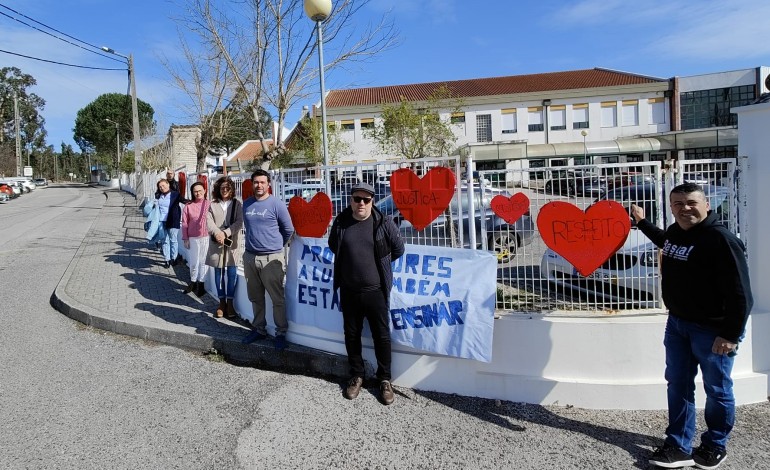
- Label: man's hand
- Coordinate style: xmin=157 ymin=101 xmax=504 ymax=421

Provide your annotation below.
xmin=629 ymin=204 xmax=645 ymax=223
xmin=712 ymin=336 xmax=738 ymax=356
xmin=183 ymin=240 xmax=190 ymax=249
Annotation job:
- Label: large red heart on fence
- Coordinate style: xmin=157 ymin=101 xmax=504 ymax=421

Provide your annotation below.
xmin=491 ymin=193 xmax=530 ymax=224
xmin=288 ymin=192 xmax=333 ymax=238
xmin=537 ymin=200 xmax=631 ymax=276
xmin=390 ymin=167 xmax=456 ymax=231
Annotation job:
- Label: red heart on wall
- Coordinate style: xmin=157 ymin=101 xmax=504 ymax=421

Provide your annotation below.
xmin=390 ymin=167 xmax=456 ymax=231
xmin=288 ymin=192 xmax=333 ymax=238
xmin=491 ymin=193 xmax=530 ymax=224
xmin=537 ymin=201 xmax=631 ymax=276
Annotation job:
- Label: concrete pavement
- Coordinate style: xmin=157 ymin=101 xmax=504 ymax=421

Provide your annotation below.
xmin=52 ymin=188 xmax=349 ymax=377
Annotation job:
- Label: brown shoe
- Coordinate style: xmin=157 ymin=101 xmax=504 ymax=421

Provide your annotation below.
xmin=380 ymin=380 xmax=395 ymax=405
xmin=344 ymin=377 xmax=363 ymax=400
xmin=215 ymin=299 xmax=225 ymax=318
xmin=225 ymin=299 xmax=236 ymax=318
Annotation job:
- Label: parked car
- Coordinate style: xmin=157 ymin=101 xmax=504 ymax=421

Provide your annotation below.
xmin=375 ymin=186 xmax=536 ymax=263
xmin=33 ymin=178 xmax=48 ymax=187
xmin=0 ymin=189 xmax=9 ymax=202
xmin=605 ymin=171 xmax=655 ymax=191
xmin=544 ymin=169 xmax=606 ymax=197
xmin=0 ymin=181 xmax=23 ymax=197
xmin=540 ymin=228 xmax=659 ymax=307
xmin=0 ymin=183 xmax=18 ymax=199
xmin=682 ymin=172 xmax=711 ymax=186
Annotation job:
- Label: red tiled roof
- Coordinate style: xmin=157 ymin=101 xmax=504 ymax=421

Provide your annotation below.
xmin=325 ymin=68 xmax=666 ymax=108
xmin=227 ymin=140 xmax=274 ymax=161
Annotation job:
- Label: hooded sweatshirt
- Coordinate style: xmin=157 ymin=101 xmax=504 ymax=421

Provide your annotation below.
xmin=637 ymin=212 xmax=753 ymax=342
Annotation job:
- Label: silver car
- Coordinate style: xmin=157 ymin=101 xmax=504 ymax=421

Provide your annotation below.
xmin=540 ymin=228 xmax=659 ymax=307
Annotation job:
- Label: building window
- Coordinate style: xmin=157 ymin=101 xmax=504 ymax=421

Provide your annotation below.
xmin=550 ymin=105 xmax=566 ymax=130
xmin=648 ymin=98 xmax=666 ymax=124
xmin=528 ymin=106 xmax=543 ymax=132
xmin=501 ymin=108 xmax=517 ymax=134
xmin=601 ymin=102 xmax=617 ymax=127
xmin=529 ymin=158 xmax=546 ymax=180
xmin=626 ymin=154 xmax=644 ymax=163
xmin=572 ymin=104 xmax=589 ymax=129
xmin=621 ymin=100 xmax=639 ymax=126
xmin=476 ymin=114 xmax=492 ymax=142
xmin=451 ymin=112 xmax=466 ymax=124
xmin=340 ymin=119 xmax=354 ymax=130
xmin=551 ymin=158 xmax=568 ymax=167
xmin=360 ymin=118 xmax=375 ymax=129
xmin=680 ymin=85 xmax=756 ymax=130
xmin=602 ymin=155 xmax=619 ymax=164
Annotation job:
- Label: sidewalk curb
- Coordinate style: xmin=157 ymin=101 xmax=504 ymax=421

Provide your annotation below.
xmin=51 ymin=189 xmax=350 ymax=380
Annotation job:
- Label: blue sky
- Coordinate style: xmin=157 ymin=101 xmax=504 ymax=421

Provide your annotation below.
xmin=2 ymin=0 xmax=770 ymax=150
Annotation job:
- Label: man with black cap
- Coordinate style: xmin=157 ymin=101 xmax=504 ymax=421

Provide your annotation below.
xmin=328 ymin=182 xmax=405 ymax=405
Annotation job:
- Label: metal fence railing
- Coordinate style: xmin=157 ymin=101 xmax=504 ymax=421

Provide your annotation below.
xmin=122 ymin=155 xmax=741 ymax=315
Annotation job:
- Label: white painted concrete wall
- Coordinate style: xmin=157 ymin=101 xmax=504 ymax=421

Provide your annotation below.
xmin=735 ymin=100 xmax=770 ymax=392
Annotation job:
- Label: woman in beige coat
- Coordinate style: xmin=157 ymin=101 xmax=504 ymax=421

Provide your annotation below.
xmin=206 ymin=177 xmax=244 ymax=318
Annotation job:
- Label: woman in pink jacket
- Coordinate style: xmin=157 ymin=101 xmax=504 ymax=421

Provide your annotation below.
xmin=181 ymin=182 xmax=210 ymax=297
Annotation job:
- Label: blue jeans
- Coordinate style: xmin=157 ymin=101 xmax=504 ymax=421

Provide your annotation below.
xmin=214 ymin=266 xmax=237 ymax=300
xmin=159 ymin=226 xmax=179 ymax=262
xmin=664 ymin=315 xmax=736 ymax=453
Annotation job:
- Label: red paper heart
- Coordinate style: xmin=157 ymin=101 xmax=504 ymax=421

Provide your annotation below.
xmin=288 ymin=192 xmax=333 ymax=238
xmin=491 ymin=193 xmax=530 ymax=224
xmin=537 ymin=201 xmax=631 ymax=276
xmin=390 ymin=167 xmax=456 ymax=231
xmin=241 ymin=179 xmax=253 ymax=201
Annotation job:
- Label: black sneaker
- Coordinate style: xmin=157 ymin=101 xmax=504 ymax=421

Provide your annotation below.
xmin=693 ymin=445 xmax=727 ymax=469
xmin=649 ymin=443 xmax=695 ymax=468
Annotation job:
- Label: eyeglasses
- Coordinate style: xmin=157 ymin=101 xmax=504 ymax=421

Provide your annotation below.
xmin=352 ymin=196 xmax=372 ymax=204
xmin=220 ymin=186 xmax=232 ymax=191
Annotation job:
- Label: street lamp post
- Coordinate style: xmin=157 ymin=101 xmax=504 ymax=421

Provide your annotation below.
xmin=581 ymin=130 xmax=588 ymax=162
xmin=105 ymin=118 xmax=120 ymax=176
xmin=101 ymin=46 xmax=143 ymax=202
xmin=304 ymin=0 xmax=333 ymax=195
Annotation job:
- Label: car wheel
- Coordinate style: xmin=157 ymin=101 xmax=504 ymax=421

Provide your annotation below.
xmin=489 ymin=233 xmax=518 ymax=264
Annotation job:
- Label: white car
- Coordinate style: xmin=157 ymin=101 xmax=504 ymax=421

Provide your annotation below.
xmin=540 ymin=228 xmax=660 ymax=307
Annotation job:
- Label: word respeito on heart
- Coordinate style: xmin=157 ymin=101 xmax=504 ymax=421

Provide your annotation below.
xmin=548 ymin=217 xmax=629 ymax=243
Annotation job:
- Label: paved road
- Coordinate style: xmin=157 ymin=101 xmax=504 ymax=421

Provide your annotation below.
xmin=1 ymin=184 xmax=768 ymax=470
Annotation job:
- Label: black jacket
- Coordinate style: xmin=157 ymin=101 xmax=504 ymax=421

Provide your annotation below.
xmin=161 ymin=191 xmax=183 ymax=230
xmin=637 ymin=212 xmax=753 ymax=342
xmin=328 ymin=205 xmax=405 ymax=299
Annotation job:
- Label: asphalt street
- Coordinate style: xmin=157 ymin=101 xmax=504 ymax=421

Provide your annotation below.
xmin=1 ymin=184 xmax=768 ymax=470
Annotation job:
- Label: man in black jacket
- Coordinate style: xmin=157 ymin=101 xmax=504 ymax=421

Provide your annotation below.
xmin=632 ymin=183 xmax=753 ymax=470
xmin=328 ymin=182 xmax=405 ymax=405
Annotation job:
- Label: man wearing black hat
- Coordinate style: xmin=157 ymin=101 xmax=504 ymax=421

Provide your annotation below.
xmin=328 ymin=182 xmax=405 ymax=405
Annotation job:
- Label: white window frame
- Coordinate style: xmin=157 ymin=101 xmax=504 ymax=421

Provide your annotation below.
xmin=601 ymin=102 xmax=617 ymax=128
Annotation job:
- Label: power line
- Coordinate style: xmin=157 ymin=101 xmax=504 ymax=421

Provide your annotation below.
xmin=0 ymin=49 xmax=127 ymax=71
xmin=0 ymin=3 xmax=124 ymax=63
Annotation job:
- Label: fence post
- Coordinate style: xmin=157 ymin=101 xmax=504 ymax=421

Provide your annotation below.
xmin=463 ymin=155 xmax=475 ymax=251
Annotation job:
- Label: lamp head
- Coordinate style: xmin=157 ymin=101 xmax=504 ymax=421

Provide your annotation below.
xmin=304 ymin=0 xmax=332 ymax=21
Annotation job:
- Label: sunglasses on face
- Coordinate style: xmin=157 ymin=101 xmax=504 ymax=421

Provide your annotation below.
xmin=352 ymin=196 xmax=372 ymax=204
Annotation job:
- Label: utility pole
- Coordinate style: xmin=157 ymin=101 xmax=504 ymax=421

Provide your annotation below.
xmin=14 ymin=92 xmax=21 ymax=177
xmin=101 ymin=46 xmax=143 ymax=202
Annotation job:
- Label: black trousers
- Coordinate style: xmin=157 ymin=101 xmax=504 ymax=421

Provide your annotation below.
xmin=340 ymin=288 xmax=391 ymax=382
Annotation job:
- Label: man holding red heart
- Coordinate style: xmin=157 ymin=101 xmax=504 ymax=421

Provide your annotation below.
xmin=328 ymin=182 xmax=405 ymax=405
xmin=632 ymin=183 xmax=753 ymax=470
